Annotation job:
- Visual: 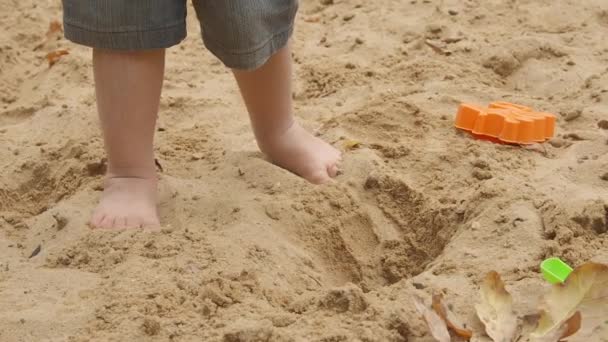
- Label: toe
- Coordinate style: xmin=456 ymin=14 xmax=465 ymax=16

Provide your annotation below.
xmin=114 ymin=217 xmax=129 ymax=229
xmin=306 ymin=169 xmax=332 ymax=184
xmin=126 ymin=216 xmax=143 ymax=229
xmin=89 ymin=212 xmax=105 ymax=229
xmin=327 ymin=163 xmax=339 ymax=178
xmin=98 ymin=215 xmax=116 ymax=229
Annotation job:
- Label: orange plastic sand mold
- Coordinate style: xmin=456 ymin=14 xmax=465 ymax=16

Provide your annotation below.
xmin=455 ymin=102 xmax=556 ymax=144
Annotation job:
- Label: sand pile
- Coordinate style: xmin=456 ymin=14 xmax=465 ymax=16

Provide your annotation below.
xmin=1 ymin=0 xmax=607 ymax=341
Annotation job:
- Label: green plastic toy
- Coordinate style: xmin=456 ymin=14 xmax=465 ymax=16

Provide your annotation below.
xmin=541 ymin=258 xmax=573 ymax=284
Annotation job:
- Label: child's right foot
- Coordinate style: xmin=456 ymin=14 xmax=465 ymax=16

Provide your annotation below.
xmin=89 ymin=177 xmax=160 ymax=229
xmin=257 ymin=122 xmax=341 ymax=184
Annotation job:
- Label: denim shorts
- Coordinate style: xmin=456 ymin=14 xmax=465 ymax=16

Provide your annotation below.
xmin=62 ymin=0 xmax=298 ymax=70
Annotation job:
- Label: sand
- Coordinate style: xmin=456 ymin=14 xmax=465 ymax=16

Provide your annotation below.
xmin=1 ymin=0 xmax=607 ymax=341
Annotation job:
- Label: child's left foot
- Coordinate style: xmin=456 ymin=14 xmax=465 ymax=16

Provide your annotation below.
xmin=89 ymin=176 xmax=160 ymax=230
xmin=257 ymin=122 xmax=341 ymax=184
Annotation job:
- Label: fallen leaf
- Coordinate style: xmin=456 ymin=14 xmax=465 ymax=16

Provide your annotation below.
xmin=45 ymin=49 xmax=69 ymax=67
xmin=413 ymin=295 xmax=451 ymax=342
xmin=559 ymin=311 xmax=582 ymax=339
xmin=34 ymin=20 xmax=64 ymax=50
xmin=518 ymin=313 xmax=542 ymax=338
xmin=531 ymin=312 xmax=581 ymax=342
xmin=29 ymin=245 xmax=41 ymax=258
xmin=531 ymin=262 xmax=608 ymax=341
xmin=432 ymin=293 xmax=473 ymax=339
xmin=46 ymin=20 xmax=63 ymax=39
xmin=569 ymin=319 xmax=608 ymax=342
xmin=343 ymin=140 xmax=361 ymax=150
xmin=475 ymin=271 xmax=519 ymax=342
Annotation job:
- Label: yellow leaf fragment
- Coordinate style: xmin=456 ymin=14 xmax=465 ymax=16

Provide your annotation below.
xmin=46 ymin=20 xmax=63 ymax=39
xmin=343 ymin=139 xmax=361 ymax=150
xmin=475 ymin=271 xmax=519 ymax=342
xmin=532 ymin=311 xmax=581 ymax=342
xmin=45 ymin=49 xmax=69 ymax=67
xmin=560 ymin=311 xmax=582 ymax=339
xmin=413 ymin=295 xmax=451 ymax=342
xmin=34 ymin=20 xmax=63 ymax=50
xmin=432 ymin=293 xmax=473 ymax=340
xmin=531 ymin=262 xmax=608 ymax=341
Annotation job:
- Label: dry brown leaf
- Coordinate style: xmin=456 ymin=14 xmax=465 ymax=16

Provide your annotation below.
xmin=45 ymin=49 xmax=69 ymax=67
xmin=34 ymin=20 xmax=63 ymax=50
xmin=531 ymin=312 xmax=581 ymax=342
xmin=413 ymin=296 xmax=451 ymax=342
xmin=559 ymin=311 xmax=582 ymax=339
xmin=46 ymin=20 xmax=63 ymax=38
xmin=518 ymin=313 xmax=542 ymax=338
xmin=343 ymin=140 xmax=361 ymax=150
xmin=531 ymin=262 xmax=608 ymax=341
xmin=475 ymin=271 xmax=519 ymax=342
xmin=569 ymin=318 xmax=608 ymax=342
xmin=432 ymin=293 xmax=473 ymax=340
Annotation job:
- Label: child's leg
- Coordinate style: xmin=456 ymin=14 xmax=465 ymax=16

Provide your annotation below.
xmin=90 ymin=49 xmax=164 ymax=229
xmin=232 ymin=45 xmax=340 ymax=184
xmin=194 ymin=1 xmax=341 ymax=184
xmin=62 ymin=0 xmax=188 ymax=229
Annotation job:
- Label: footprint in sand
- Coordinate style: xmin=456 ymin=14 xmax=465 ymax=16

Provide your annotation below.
xmin=0 ymin=107 xmax=36 ymax=127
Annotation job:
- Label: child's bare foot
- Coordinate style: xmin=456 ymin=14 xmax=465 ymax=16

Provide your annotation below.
xmin=258 ymin=122 xmax=341 ymax=184
xmin=89 ymin=177 xmax=160 ymax=229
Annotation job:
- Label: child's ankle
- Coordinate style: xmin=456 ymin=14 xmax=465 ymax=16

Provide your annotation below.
xmin=106 ymin=165 xmax=157 ymax=180
xmin=254 ymin=120 xmax=297 ymax=153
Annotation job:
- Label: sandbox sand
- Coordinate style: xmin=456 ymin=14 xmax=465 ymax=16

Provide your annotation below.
xmin=1 ymin=0 xmax=607 ymax=341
